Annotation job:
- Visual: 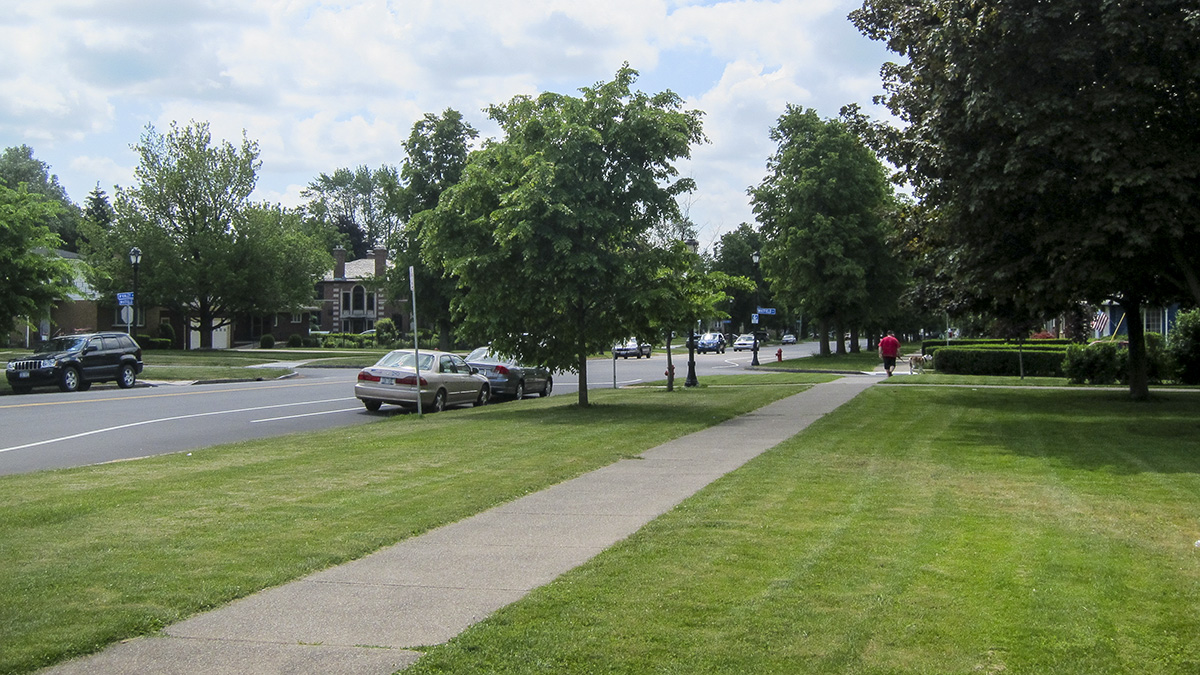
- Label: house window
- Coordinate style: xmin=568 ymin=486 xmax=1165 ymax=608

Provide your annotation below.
xmin=1144 ymin=307 xmax=1164 ymax=334
xmin=367 ymin=292 xmax=376 ymax=312
xmin=291 ymin=313 xmax=302 ymax=324
xmin=352 ymin=286 xmax=366 ymax=311
xmin=342 ymin=291 xmax=351 ymax=311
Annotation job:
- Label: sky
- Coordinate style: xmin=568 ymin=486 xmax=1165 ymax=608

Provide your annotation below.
xmin=0 ymin=0 xmax=896 ymax=252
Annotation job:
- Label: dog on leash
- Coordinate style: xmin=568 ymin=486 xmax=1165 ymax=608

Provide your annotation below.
xmin=909 ymin=354 xmax=933 ymax=374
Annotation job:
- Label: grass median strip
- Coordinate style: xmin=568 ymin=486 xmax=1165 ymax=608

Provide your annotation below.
xmin=408 ymin=387 xmax=1200 ymax=674
xmin=0 ymin=378 xmax=816 ymax=674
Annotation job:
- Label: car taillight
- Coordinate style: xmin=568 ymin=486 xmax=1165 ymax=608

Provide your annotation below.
xmin=396 ymin=375 xmax=427 ymax=386
xmin=494 ymin=365 xmax=509 ymax=375
xmin=357 ymin=371 xmax=381 ymax=382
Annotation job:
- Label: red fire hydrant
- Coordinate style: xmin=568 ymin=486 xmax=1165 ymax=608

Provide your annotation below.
xmin=776 ymin=348 xmax=783 ymax=362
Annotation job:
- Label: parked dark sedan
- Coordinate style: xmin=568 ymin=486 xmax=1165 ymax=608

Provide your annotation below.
xmin=465 ymin=347 xmax=553 ymax=399
xmin=6 ymin=332 xmax=143 ymax=393
xmin=696 ymin=332 xmax=726 ymax=354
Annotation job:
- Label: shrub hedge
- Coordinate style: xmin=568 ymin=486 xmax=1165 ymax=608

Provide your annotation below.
xmin=933 ymin=347 xmax=1067 ymax=377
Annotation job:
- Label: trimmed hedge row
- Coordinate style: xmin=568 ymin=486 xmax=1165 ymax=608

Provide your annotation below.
xmin=925 ymin=343 xmax=1069 ymax=357
xmin=933 ymin=347 xmax=1066 ymax=377
xmin=922 ymin=338 xmax=1072 ymax=354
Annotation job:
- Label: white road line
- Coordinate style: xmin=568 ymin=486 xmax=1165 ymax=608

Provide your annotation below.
xmin=0 ymin=397 xmax=356 ymax=455
xmin=252 ymin=407 xmax=363 ymax=423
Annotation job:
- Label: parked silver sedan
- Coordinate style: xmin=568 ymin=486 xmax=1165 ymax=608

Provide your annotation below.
xmin=465 ymin=346 xmax=553 ymax=399
xmin=355 ymin=349 xmax=490 ymax=412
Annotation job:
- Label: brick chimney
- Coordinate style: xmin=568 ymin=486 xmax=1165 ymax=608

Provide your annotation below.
xmin=374 ymin=246 xmax=387 ymax=278
xmin=333 ymin=246 xmax=346 ymax=280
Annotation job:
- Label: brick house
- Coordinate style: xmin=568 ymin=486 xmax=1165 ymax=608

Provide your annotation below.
xmin=312 ymin=246 xmax=407 ymax=334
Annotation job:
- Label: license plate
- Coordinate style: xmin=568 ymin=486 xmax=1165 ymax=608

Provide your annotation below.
xmin=381 ymin=377 xmax=395 ymax=386
xmin=17 ymin=372 xmax=29 ymax=379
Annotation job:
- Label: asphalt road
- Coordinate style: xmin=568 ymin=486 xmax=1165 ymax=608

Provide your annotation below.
xmin=0 ymin=342 xmax=829 ymax=476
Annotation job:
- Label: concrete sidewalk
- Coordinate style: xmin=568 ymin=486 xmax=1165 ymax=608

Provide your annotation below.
xmin=45 ymin=375 xmax=878 ymax=675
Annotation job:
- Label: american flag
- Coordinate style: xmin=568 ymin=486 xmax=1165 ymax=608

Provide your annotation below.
xmin=1092 ymin=311 xmax=1109 ymax=334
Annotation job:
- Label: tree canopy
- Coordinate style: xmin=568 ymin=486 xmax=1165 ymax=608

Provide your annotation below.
xmin=419 ymin=66 xmax=706 ymax=405
xmin=749 ymin=106 xmax=899 ymax=355
xmin=390 ymin=109 xmax=479 ymax=350
xmin=0 ymin=183 xmax=74 ymax=336
xmin=86 ymin=121 xmax=329 ymax=347
xmin=0 ymin=145 xmax=82 ymax=251
xmin=852 ymin=0 xmax=1200 ymax=398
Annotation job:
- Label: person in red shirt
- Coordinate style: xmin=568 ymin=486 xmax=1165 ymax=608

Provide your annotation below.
xmin=878 ymin=331 xmax=901 ymax=377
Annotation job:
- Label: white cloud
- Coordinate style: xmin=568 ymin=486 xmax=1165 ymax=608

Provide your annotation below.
xmin=0 ymin=0 xmax=895 ymax=239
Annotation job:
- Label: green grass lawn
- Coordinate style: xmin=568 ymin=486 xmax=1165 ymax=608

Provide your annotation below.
xmin=762 ymin=350 xmax=886 ymax=372
xmin=409 ymin=387 xmax=1200 ymax=674
xmin=0 ymin=379 xmax=811 ymax=674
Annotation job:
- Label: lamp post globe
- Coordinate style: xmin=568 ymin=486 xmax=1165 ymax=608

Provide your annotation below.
xmin=129 ymin=247 xmax=142 ymax=336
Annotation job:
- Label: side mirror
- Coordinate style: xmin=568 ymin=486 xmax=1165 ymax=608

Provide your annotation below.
xmin=470 ymin=367 xmax=479 ymax=375
xmin=83 ymin=345 xmax=98 ymax=354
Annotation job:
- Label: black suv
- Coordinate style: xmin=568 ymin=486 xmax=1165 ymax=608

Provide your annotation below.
xmin=6 ymin=332 xmax=143 ymax=394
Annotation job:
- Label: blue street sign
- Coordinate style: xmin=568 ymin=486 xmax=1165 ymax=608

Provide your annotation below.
xmin=757 ymin=307 xmax=776 ymax=315
xmin=751 ymin=314 xmax=759 ymax=324
xmin=117 ymin=292 xmax=134 ymax=306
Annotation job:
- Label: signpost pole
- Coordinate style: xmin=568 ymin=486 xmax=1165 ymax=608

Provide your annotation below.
xmin=409 ymin=266 xmax=423 ymax=416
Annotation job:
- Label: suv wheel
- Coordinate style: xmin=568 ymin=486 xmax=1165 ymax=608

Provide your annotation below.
xmin=117 ymin=364 xmax=137 ymax=389
xmin=59 ymin=367 xmax=82 ymax=392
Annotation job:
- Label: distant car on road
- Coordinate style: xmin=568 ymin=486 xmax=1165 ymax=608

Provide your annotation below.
xmin=732 ymin=333 xmax=757 ymax=352
xmin=696 ymin=332 xmax=726 ymax=354
xmin=6 ymin=332 xmax=143 ymax=394
xmin=613 ymin=338 xmax=652 ymax=359
xmin=355 ymin=349 xmax=490 ymax=412
xmin=465 ymin=346 xmax=553 ymax=399
xmin=781 ymin=334 xmax=797 ymax=345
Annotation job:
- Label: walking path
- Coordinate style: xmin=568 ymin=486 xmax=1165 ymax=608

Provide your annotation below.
xmin=44 ymin=375 xmax=879 ymax=675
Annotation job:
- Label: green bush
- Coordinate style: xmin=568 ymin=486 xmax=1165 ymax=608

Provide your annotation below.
xmin=1063 ymin=342 xmax=1122 ymax=384
xmin=156 ymin=322 xmax=176 ymax=342
xmin=259 ymin=334 xmax=276 ymax=349
xmin=934 ymin=347 xmax=1066 ymax=377
xmin=1167 ymin=309 xmax=1200 ymax=384
xmin=374 ymin=318 xmax=398 ymax=346
xmin=286 ymin=333 xmax=303 ymax=348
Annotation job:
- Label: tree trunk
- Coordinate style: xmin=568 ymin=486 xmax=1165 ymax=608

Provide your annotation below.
xmin=438 ymin=319 xmax=451 ymax=352
xmin=197 ymin=300 xmax=214 ymax=349
xmin=849 ymin=326 xmax=861 ymax=353
xmin=835 ymin=319 xmax=847 ymax=355
xmin=1124 ymin=296 xmax=1150 ymax=401
xmin=577 ymin=351 xmax=589 ymax=406
xmin=818 ymin=318 xmax=831 ymax=356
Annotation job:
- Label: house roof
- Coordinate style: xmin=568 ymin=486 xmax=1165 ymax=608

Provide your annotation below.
xmin=321 ymin=255 xmax=393 ymax=282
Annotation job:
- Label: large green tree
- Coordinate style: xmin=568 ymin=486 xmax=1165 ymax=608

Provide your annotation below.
xmin=852 ymin=0 xmax=1200 ymax=399
xmin=711 ymin=223 xmax=767 ymax=335
xmin=302 ymin=165 xmax=403 ymax=256
xmin=0 ymin=184 xmax=74 ymax=336
xmin=88 ymin=121 xmax=329 ymax=348
xmin=391 ymin=109 xmax=478 ymax=350
xmin=750 ymin=106 xmax=898 ymax=356
xmin=420 ymin=66 xmax=705 ymax=405
xmin=0 ymin=145 xmax=82 ymax=251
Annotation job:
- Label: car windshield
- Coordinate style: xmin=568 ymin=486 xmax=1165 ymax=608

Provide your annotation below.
xmin=374 ymin=351 xmax=434 ymax=371
xmin=701 ymin=333 xmax=720 ymax=340
xmin=34 ymin=336 xmax=87 ymax=354
xmin=738 ymin=334 xmax=754 ymax=341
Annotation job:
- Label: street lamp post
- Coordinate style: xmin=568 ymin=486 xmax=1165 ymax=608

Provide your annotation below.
xmin=751 ymin=250 xmax=760 ymax=366
xmin=684 ymin=237 xmax=699 ymax=388
xmin=129 ymin=247 xmax=142 ymax=337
